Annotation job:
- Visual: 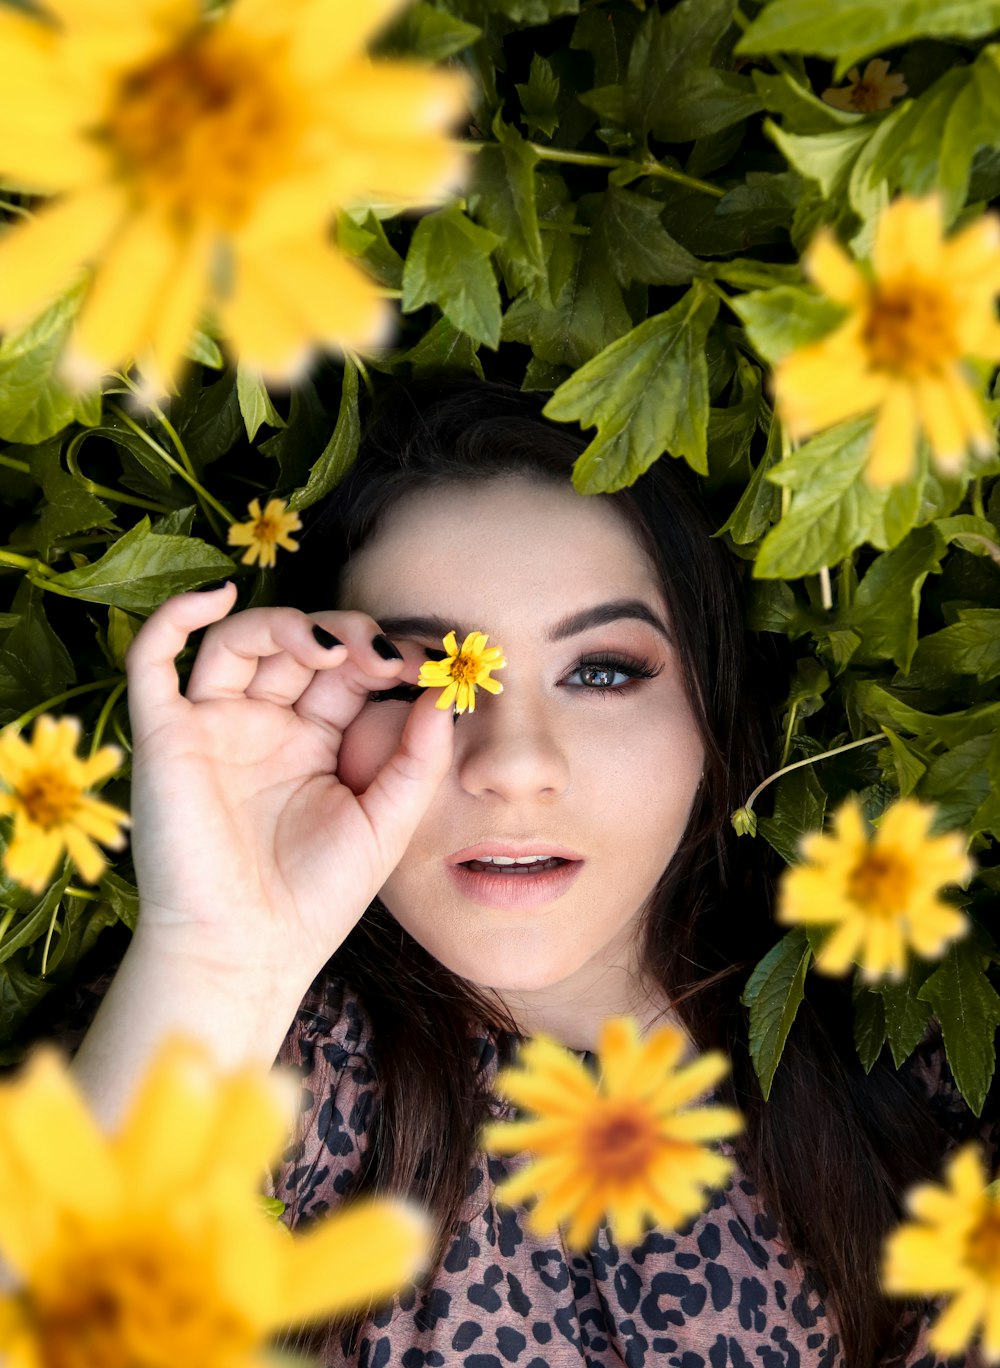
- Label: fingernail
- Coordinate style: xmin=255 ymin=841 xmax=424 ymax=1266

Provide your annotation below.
xmin=312 ymin=625 xmax=343 ymax=649
xmin=372 ymin=633 xmax=403 ymax=661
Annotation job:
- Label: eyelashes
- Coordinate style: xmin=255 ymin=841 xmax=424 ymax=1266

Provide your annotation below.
xmin=366 ymin=654 xmax=662 ymax=705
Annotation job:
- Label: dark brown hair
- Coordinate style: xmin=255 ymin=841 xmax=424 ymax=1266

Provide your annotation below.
xmin=274 ymin=376 xmax=948 ymax=1367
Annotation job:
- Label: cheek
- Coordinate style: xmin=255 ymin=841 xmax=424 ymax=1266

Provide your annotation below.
xmin=337 ymin=706 xmax=408 ymax=796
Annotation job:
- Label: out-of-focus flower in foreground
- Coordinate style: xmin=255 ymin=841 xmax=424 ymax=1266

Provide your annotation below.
xmin=417 ymin=630 xmax=506 ymax=715
xmin=772 ymin=195 xmax=1000 ymax=486
xmin=0 ymin=714 xmax=129 ymax=894
xmin=821 ymin=59 xmax=907 ymax=112
xmin=884 ymin=1144 xmax=1000 ymax=1362
xmin=777 ymin=796 xmax=973 ymax=982
xmin=0 ymin=0 xmax=468 ymax=393
xmin=0 ymin=1036 xmax=432 ymax=1368
xmin=227 ymin=495 xmax=303 ymax=568
xmin=480 ymin=1017 xmax=743 ymax=1251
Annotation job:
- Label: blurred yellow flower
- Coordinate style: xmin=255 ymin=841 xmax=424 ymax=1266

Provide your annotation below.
xmin=227 ymin=495 xmax=303 ymax=568
xmin=884 ymin=1144 xmax=1000 ymax=1362
xmin=777 ymin=796 xmax=973 ymax=982
xmin=0 ymin=1035 xmax=432 ymax=1368
xmin=773 ymin=196 xmax=1000 ymax=486
xmin=821 ymin=59 xmax=907 ymax=112
xmin=0 ymin=0 xmax=468 ymax=393
xmin=480 ymin=1017 xmax=743 ymax=1251
xmin=417 ymin=630 xmax=506 ymax=715
xmin=0 ymin=714 xmax=129 ymax=894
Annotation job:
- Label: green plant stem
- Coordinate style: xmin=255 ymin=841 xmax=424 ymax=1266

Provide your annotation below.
xmin=344 ymin=349 xmax=376 ymax=400
xmin=972 ymin=478 xmax=986 ymax=521
xmin=65 ymin=430 xmax=179 ymax=514
xmin=0 ymin=905 xmax=15 ymax=954
xmin=91 ymin=678 xmax=128 ymax=755
xmin=0 ymin=199 xmax=32 ymax=220
xmin=41 ymin=903 xmax=60 ymax=977
xmin=66 ymin=886 xmax=100 ymax=900
xmin=779 ymin=701 xmax=799 ymax=769
xmin=107 ymin=402 xmax=234 ymax=526
xmin=6 ymin=679 xmax=123 ymax=735
xmin=740 ymin=734 xmax=884 ymax=816
xmin=0 ymin=550 xmax=56 ymax=577
xmin=0 ymin=453 xmax=30 ymax=475
xmin=818 ymin=565 xmax=833 ymax=611
xmin=468 ymin=140 xmax=726 ymax=199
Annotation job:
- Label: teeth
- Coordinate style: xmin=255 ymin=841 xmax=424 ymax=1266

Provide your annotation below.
xmin=478 ymin=855 xmax=554 ymax=865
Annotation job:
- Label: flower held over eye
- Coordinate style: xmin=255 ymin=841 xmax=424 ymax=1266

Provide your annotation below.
xmin=480 ymin=1017 xmax=743 ymax=1251
xmin=417 ymin=630 xmax=506 ymax=715
xmin=227 ymin=496 xmax=302 ymax=568
xmin=776 ymin=796 xmax=973 ymax=982
xmin=0 ymin=1035 xmax=432 ymax=1368
xmin=0 ymin=714 xmax=130 ymax=894
xmin=884 ymin=1144 xmax=1000 ymax=1361
xmin=772 ymin=195 xmax=1000 ymax=486
xmin=821 ymin=59 xmax=907 ymax=113
xmin=0 ymin=0 xmax=468 ymax=393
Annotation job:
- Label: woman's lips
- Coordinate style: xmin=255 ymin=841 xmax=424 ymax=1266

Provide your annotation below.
xmin=445 ymin=858 xmax=584 ymax=910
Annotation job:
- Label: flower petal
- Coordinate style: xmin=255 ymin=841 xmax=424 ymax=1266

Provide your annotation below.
xmin=866 ymin=382 xmax=918 ymax=487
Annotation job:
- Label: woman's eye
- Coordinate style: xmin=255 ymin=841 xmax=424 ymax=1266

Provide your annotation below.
xmin=368 ymin=683 xmax=423 ymax=704
xmin=574 ymin=664 xmax=631 ymax=689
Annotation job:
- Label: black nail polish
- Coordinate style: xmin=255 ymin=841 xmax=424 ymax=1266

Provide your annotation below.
xmin=312 ymin=625 xmax=342 ymax=649
xmin=372 ymin=633 xmax=403 ymax=661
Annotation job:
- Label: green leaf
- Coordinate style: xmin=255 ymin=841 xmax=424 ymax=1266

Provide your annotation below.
xmin=765 ymin=119 xmax=874 ymax=198
xmin=387 ymin=316 xmax=485 ymax=378
xmin=919 ymin=734 xmax=994 ymax=832
xmin=853 ymin=681 xmax=1000 ymax=748
xmin=236 ymin=363 xmax=286 ymax=443
xmin=98 ymin=869 xmax=140 ymax=933
xmin=469 ymin=115 xmax=547 ymax=302
xmin=517 ymin=53 xmax=560 ymax=139
xmin=717 ymin=415 xmax=782 ymax=545
xmin=44 ymin=516 xmax=236 ymax=613
xmin=752 ymin=70 xmax=865 ymax=134
xmin=336 ymin=209 xmax=405 ymax=290
xmin=183 ymin=329 xmax=225 ymax=370
xmin=918 ymin=935 xmax=1000 ymax=1115
xmin=729 ymin=286 xmax=847 ymax=366
xmin=258 ymin=378 xmax=330 ymax=490
xmin=287 ymin=362 xmax=360 ymax=514
xmin=402 ymin=204 xmax=502 ymax=348
xmin=852 ymin=985 xmax=887 ymax=1072
xmin=570 ymin=5 xmax=641 ymax=87
xmin=26 ymin=440 xmax=115 ymax=559
xmin=542 ymin=282 xmax=719 ymax=490
xmin=741 ymin=929 xmax=812 ymax=1100
xmin=880 ymin=727 xmax=927 ymax=798
xmin=483 ymin=0 xmax=578 ymax=22
xmin=757 ymin=762 xmax=828 ymax=867
xmin=876 ymin=962 xmax=933 ymax=1068
xmin=593 ymin=185 xmax=703 ymax=287
xmin=912 ymin=609 xmax=1000 ymax=684
xmin=0 ymin=578 xmax=75 ymax=726
xmin=376 ymin=2 xmax=481 ymax=58
xmin=0 ymin=865 xmax=71 ymax=966
xmin=935 ymin=514 xmax=1000 ymax=559
xmin=847 ymin=525 xmax=945 ymax=671
xmin=755 ymin=420 xmax=924 ymax=579
xmin=736 ymin=0 xmax=1000 ymax=80
xmin=0 ymin=279 xmax=102 ymax=444
xmin=626 ymin=0 xmax=760 ymax=144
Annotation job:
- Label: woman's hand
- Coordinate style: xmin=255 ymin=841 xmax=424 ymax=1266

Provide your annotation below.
xmin=122 ymin=582 xmax=454 ymax=990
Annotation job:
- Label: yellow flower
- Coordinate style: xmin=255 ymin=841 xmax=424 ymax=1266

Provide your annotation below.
xmin=0 ymin=714 xmax=130 ymax=895
xmin=0 ymin=1035 xmax=432 ymax=1368
xmin=777 ymin=796 xmax=973 ymax=982
xmin=227 ymin=495 xmax=303 ymax=568
xmin=480 ymin=1017 xmax=743 ymax=1251
xmin=417 ymin=630 xmax=507 ymax=715
xmin=821 ymin=59 xmax=908 ymax=113
xmin=772 ymin=195 xmax=1000 ymax=486
xmin=0 ymin=0 xmax=468 ymax=393
xmin=884 ymin=1144 xmax=1000 ymax=1362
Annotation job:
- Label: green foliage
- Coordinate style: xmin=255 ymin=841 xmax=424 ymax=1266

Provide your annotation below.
xmin=0 ymin=0 xmax=997 ymax=1125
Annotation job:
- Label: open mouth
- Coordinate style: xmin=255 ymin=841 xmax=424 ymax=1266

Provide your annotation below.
xmin=459 ymin=857 xmax=569 ymax=875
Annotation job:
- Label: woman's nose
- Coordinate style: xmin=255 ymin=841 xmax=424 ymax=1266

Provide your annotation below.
xmin=455 ymin=692 xmax=570 ymax=802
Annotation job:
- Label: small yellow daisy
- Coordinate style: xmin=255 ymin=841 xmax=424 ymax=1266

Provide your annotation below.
xmin=821 ymin=59 xmax=907 ymax=113
xmin=0 ymin=1035 xmax=432 ymax=1368
xmin=777 ymin=796 xmax=973 ymax=982
xmin=417 ymin=630 xmax=507 ymax=715
xmin=0 ymin=713 xmax=130 ymax=894
xmin=226 ymin=495 xmax=302 ymax=569
xmin=480 ymin=1016 xmax=743 ymax=1251
xmin=884 ymin=1144 xmax=1000 ymax=1361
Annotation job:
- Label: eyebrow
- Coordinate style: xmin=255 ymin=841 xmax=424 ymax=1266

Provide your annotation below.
xmin=375 ymin=599 xmax=673 ymax=647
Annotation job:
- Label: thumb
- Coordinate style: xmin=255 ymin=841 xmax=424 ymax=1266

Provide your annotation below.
xmin=356 ymin=690 xmax=455 ymax=864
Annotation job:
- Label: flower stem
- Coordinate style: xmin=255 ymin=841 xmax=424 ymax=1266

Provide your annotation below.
xmin=107 ymin=402 xmax=234 ymax=525
xmin=818 ymin=565 xmax=833 ymax=611
xmin=740 ymin=734 xmax=884 ymax=816
xmin=64 ymin=431 xmax=178 ymax=514
xmin=4 ymin=679 xmax=123 ymax=736
xmin=0 ymin=453 xmax=30 ymax=475
xmin=779 ymin=701 xmax=799 ymax=769
xmin=90 ymin=678 xmax=128 ymax=756
xmin=972 ymin=478 xmax=986 ymax=521
xmin=0 ymin=550 xmax=56 ymax=577
xmin=41 ymin=902 xmax=61 ymax=977
xmin=0 ymin=905 xmax=15 ymax=953
xmin=468 ymin=140 xmax=726 ymax=199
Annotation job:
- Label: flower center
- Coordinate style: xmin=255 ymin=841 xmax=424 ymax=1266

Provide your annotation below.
xmin=451 ymin=654 xmax=481 ymax=686
xmin=848 ymin=80 xmax=884 ymax=113
xmin=863 ymin=281 xmax=958 ymax=376
xmin=847 ymin=847 xmax=913 ymax=918
xmin=19 ymin=769 xmax=81 ymax=830
xmin=103 ymin=26 xmax=300 ymax=230
xmin=25 ymin=1229 xmax=256 ymax=1368
xmin=966 ymin=1204 xmax=1000 ymax=1284
xmin=583 ymin=1106 xmax=658 ymax=1180
xmin=253 ymin=515 xmax=283 ymax=545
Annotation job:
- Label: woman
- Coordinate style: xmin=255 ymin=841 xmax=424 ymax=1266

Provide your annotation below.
xmin=69 ymin=379 xmax=980 ymax=1367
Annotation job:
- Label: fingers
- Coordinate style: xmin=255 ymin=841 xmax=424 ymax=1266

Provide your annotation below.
xmin=125 ymin=583 xmax=238 ymax=739
xmin=356 ymin=684 xmax=456 ymax=862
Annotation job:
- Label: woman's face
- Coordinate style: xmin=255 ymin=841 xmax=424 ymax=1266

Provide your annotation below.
xmin=336 ymin=476 xmax=706 ymax=998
